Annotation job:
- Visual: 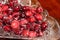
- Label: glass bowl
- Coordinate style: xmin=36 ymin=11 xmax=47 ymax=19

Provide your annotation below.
xmin=0 ymin=10 xmax=60 ymax=40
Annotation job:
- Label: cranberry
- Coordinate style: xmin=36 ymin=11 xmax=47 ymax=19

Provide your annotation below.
xmin=20 ymin=19 xmax=28 ymax=25
xmin=3 ymin=25 xmax=11 ymax=32
xmin=7 ymin=8 xmax=13 ymax=15
xmin=13 ymin=29 xmax=20 ymax=35
xmin=0 ymin=7 xmax=2 ymax=12
xmin=2 ymin=5 xmax=8 ymax=11
xmin=29 ymin=31 xmax=37 ymax=37
xmin=0 ymin=21 xmax=3 ymax=26
xmin=26 ymin=24 xmax=31 ymax=29
xmin=0 ymin=3 xmax=2 ymax=6
xmin=25 ymin=11 xmax=33 ymax=16
xmin=8 ymin=2 xmax=14 ymax=7
xmin=41 ymin=22 xmax=47 ymax=31
xmin=34 ymin=14 xmax=43 ymax=20
xmin=12 ymin=12 xmax=19 ymax=16
xmin=34 ymin=24 xmax=41 ymax=31
xmin=36 ymin=7 xmax=43 ymax=13
xmin=28 ymin=16 xmax=36 ymax=22
xmin=0 ymin=13 xmax=3 ymax=19
xmin=31 ymin=8 xmax=36 ymax=14
xmin=11 ymin=20 xmax=19 ymax=29
xmin=23 ymin=6 xmax=31 ymax=11
xmin=13 ymin=6 xmax=20 ymax=11
xmin=22 ymin=30 xmax=29 ymax=37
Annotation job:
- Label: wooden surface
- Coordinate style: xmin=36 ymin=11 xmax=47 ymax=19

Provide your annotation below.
xmin=38 ymin=0 xmax=60 ymax=25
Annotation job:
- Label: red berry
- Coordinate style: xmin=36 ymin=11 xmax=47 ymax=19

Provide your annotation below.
xmin=31 ymin=8 xmax=36 ymax=14
xmin=0 ymin=21 xmax=2 ymax=26
xmin=13 ymin=6 xmax=20 ymax=11
xmin=22 ymin=30 xmax=29 ymax=37
xmin=25 ymin=11 xmax=33 ymax=16
xmin=34 ymin=24 xmax=41 ymax=30
xmin=0 ymin=3 xmax=2 ymax=6
xmin=23 ymin=6 xmax=31 ymax=11
xmin=34 ymin=14 xmax=42 ymax=20
xmin=28 ymin=16 xmax=36 ymax=22
xmin=26 ymin=24 xmax=31 ymax=29
xmin=0 ymin=7 xmax=2 ymax=12
xmin=11 ymin=20 xmax=19 ymax=29
xmin=3 ymin=25 xmax=11 ymax=32
xmin=13 ymin=29 xmax=20 ymax=35
xmin=20 ymin=19 xmax=28 ymax=25
xmin=0 ymin=13 xmax=3 ymax=19
xmin=29 ymin=31 xmax=37 ymax=37
xmin=2 ymin=5 xmax=8 ymax=11
xmin=37 ymin=7 xmax=43 ymax=13
xmin=41 ymin=22 xmax=47 ymax=31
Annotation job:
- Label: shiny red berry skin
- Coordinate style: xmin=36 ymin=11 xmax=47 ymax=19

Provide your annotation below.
xmin=0 ymin=7 xmax=2 ymax=12
xmin=25 ymin=11 xmax=33 ymax=16
xmin=41 ymin=22 xmax=47 ymax=31
xmin=34 ymin=24 xmax=41 ymax=30
xmin=13 ymin=6 xmax=20 ymax=11
xmin=34 ymin=14 xmax=43 ymax=20
xmin=0 ymin=3 xmax=2 ymax=6
xmin=22 ymin=30 xmax=29 ymax=37
xmin=11 ymin=20 xmax=19 ymax=29
xmin=28 ymin=16 xmax=36 ymax=22
xmin=20 ymin=19 xmax=28 ymax=25
xmin=29 ymin=31 xmax=37 ymax=37
xmin=3 ymin=26 xmax=11 ymax=32
xmin=2 ymin=5 xmax=8 ymax=11
xmin=37 ymin=7 xmax=43 ymax=13
xmin=23 ymin=6 xmax=31 ymax=11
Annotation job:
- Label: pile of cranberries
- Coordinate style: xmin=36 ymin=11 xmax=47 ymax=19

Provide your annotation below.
xmin=0 ymin=0 xmax=48 ymax=38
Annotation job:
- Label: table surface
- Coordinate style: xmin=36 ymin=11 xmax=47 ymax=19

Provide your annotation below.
xmin=0 ymin=0 xmax=60 ymax=40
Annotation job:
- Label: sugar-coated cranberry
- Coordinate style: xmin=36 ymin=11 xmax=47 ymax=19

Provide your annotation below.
xmin=3 ymin=25 xmax=11 ymax=32
xmin=11 ymin=20 xmax=19 ymax=29
xmin=36 ymin=7 xmax=43 ymax=13
xmin=34 ymin=14 xmax=43 ymax=20
xmin=22 ymin=30 xmax=29 ymax=37
xmin=0 ymin=13 xmax=3 ymax=19
xmin=29 ymin=31 xmax=37 ymax=37
xmin=25 ymin=11 xmax=33 ymax=16
xmin=2 ymin=5 xmax=8 ymax=11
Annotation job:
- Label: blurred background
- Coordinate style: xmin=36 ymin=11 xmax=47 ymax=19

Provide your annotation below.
xmin=39 ymin=0 xmax=60 ymax=25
